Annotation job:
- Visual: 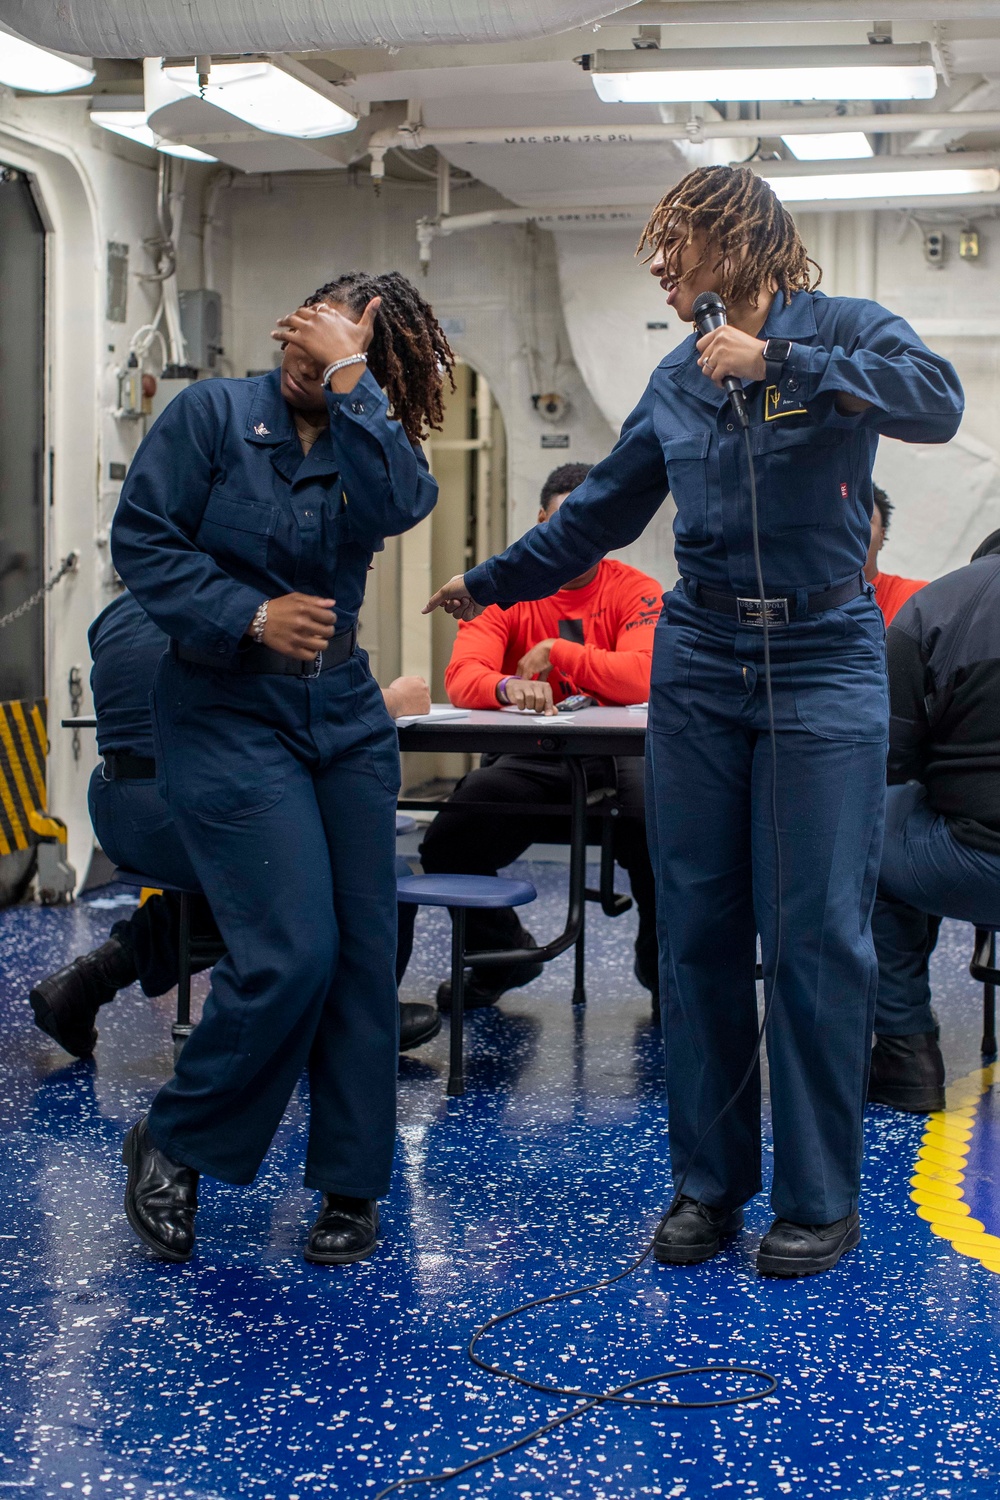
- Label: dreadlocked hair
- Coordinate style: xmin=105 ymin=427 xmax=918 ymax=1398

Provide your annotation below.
xmin=304 ymin=270 xmax=456 ymax=443
xmin=636 ymin=164 xmax=821 ymax=309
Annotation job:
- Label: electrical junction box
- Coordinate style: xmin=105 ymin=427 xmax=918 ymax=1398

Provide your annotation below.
xmin=179 ymin=288 xmax=223 ymax=371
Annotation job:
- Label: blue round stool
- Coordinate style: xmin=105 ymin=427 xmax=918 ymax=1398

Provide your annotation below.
xmin=396 ymin=873 xmax=536 ymax=1096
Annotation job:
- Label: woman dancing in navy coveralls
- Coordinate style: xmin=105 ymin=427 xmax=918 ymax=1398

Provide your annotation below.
xmin=112 ymin=272 xmax=453 ymax=1264
xmin=427 ymin=166 xmax=963 ymax=1278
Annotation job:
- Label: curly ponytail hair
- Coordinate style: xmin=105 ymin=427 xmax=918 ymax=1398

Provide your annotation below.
xmin=304 ymin=270 xmax=455 ymax=443
xmin=637 ymin=164 xmax=821 ymax=309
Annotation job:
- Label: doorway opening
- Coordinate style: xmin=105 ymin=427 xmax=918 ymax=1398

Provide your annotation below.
xmin=0 ymin=165 xmax=46 ymax=905
xmin=359 ymin=361 xmax=507 ymax=794
xmin=0 ymin=166 xmax=46 ymax=702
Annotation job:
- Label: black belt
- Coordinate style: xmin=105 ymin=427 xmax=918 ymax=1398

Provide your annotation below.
xmin=690 ymin=574 xmax=865 ymax=627
xmin=176 ymin=625 xmax=357 ymax=676
xmin=102 ymin=752 xmax=156 ymax=781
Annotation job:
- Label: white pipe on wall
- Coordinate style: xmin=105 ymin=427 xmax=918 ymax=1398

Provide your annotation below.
xmin=417 ymin=191 xmax=1000 ymax=269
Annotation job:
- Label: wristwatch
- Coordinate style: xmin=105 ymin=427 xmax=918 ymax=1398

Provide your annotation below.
xmin=762 ymin=337 xmax=793 ymax=386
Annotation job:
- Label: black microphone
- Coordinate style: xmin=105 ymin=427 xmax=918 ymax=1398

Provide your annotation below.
xmin=692 ymin=291 xmax=749 ymax=430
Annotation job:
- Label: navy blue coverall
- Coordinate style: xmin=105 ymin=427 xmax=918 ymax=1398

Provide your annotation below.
xmin=88 ymin=591 xmax=217 ymax=998
xmin=465 ymin=291 xmax=963 ymax=1224
xmin=111 ymin=368 xmax=436 ymax=1198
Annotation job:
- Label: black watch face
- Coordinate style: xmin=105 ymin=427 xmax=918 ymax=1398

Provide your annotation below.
xmin=766 ymin=340 xmax=791 ymax=364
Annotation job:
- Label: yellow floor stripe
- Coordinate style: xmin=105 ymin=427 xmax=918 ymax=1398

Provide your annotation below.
xmin=911 ymin=1063 xmax=997 ymax=1275
xmin=10 ymin=701 xmax=45 ymax=806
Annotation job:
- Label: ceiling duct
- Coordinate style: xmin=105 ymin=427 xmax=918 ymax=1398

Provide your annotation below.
xmin=0 ymin=0 xmax=638 ymax=58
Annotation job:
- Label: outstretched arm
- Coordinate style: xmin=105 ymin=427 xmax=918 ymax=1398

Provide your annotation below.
xmin=426 ymin=380 xmax=669 ymax=614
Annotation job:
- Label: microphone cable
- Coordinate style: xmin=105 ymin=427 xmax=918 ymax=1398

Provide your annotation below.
xmin=373 ymin=421 xmax=783 ymax=1499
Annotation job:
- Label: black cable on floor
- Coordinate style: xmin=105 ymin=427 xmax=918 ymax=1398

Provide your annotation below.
xmin=374 ymin=424 xmax=783 ymax=1499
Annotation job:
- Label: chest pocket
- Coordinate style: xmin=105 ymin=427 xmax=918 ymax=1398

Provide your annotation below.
xmin=751 ymin=423 xmax=847 ymax=531
xmin=661 ymin=432 xmax=711 ymax=540
xmin=196 ymin=495 xmax=278 ymax=570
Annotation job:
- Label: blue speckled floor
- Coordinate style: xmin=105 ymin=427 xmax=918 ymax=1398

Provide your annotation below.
xmin=1 ymin=862 xmax=999 ymax=1500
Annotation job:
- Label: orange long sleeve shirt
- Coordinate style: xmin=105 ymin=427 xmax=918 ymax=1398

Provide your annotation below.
xmin=444 ymin=558 xmax=663 ymax=709
xmin=873 ymin=570 xmax=927 ymax=626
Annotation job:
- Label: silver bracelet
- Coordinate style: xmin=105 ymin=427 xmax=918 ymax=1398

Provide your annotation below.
xmin=322 ymin=353 xmax=367 ymax=388
xmin=250 ymin=600 xmax=269 ymax=644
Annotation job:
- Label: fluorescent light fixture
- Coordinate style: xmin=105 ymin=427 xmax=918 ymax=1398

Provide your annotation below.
xmin=0 ymin=24 xmax=94 ymax=93
xmin=586 ymin=44 xmax=937 ymax=104
xmin=91 ymin=110 xmax=217 ymax=163
xmin=163 ymin=60 xmax=356 ymax=139
xmin=782 ymin=132 xmax=873 ymax=160
xmin=765 ymin=167 xmax=999 ymax=201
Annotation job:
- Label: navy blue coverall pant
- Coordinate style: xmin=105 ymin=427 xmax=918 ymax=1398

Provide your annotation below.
xmin=110 ymin=363 xmax=437 ymax=1200
xmin=464 ymin=288 xmax=963 ymax=1224
xmin=146 ymin=651 xmax=400 ymax=1196
xmin=647 ymin=582 xmax=887 ymax=1221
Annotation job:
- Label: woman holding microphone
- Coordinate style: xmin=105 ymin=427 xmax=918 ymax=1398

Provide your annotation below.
xmin=112 ymin=270 xmax=453 ymax=1265
xmin=427 ymin=165 xmax=963 ymax=1278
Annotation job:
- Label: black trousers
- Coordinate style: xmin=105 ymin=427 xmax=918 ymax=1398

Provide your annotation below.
xmin=396 ymin=753 xmax=657 ymax=985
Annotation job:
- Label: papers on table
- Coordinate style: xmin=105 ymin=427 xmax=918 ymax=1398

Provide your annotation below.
xmin=500 ymin=706 xmax=584 ymax=723
xmin=394 ymin=707 xmax=470 ymax=728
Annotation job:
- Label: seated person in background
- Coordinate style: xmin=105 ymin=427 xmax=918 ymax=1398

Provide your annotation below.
xmin=29 ymin=590 xmax=440 ymax=1058
xmin=868 ymin=529 xmax=1000 ymax=1113
xmin=866 ymin=484 xmax=927 ymax=625
xmin=397 ymin=462 xmax=662 ymax=1013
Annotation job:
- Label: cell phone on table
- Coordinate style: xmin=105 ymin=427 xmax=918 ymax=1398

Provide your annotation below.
xmin=556 ymin=694 xmax=597 ymax=713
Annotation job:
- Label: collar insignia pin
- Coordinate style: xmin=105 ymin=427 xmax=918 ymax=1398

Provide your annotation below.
xmin=254 ymin=422 xmax=270 ymax=436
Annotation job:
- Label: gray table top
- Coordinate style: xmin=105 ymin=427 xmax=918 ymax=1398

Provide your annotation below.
xmin=395 ymin=704 xmax=647 ymax=758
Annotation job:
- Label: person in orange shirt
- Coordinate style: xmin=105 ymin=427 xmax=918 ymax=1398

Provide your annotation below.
xmin=398 ymin=463 xmax=663 ymax=1014
xmin=866 ymin=485 xmax=927 ymax=625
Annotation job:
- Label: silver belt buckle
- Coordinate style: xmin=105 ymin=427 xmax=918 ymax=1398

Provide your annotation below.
xmin=737 ymin=596 xmax=790 ymax=628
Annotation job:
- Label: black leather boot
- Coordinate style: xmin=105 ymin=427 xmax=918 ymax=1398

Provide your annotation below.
xmin=305 ymin=1196 xmax=379 ymax=1264
xmin=122 ymin=1117 xmax=199 ymax=1262
xmin=399 ymin=1002 xmax=441 ymax=1052
xmin=653 ymin=1196 xmax=745 ymax=1264
xmin=757 ymin=1212 xmax=860 ymax=1277
xmin=868 ymin=1031 xmax=945 ymax=1113
xmin=436 ymin=933 xmax=542 ymax=1012
xmin=30 ymin=936 xmax=138 ymax=1058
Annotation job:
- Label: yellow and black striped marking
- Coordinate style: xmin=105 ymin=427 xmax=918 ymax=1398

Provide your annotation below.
xmin=0 ymin=699 xmax=48 ymax=857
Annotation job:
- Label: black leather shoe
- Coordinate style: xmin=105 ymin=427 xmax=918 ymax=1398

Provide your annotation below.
xmin=653 ymin=1196 xmax=745 ymax=1264
xmin=30 ymin=936 xmax=138 ymax=1058
xmin=399 ymin=1002 xmax=441 ymax=1052
xmin=868 ymin=1032 xmax=945 ymax=1113
xmin=122 ymin=1117 xmax=198 ymax=1262
xmin=305 ymin=1195 xmax=379 ymax=1264
xmin=757 ymin=1212 xmax=860 ymax=1278
xmin=436 ymin=934 xmax=543 ymax=1013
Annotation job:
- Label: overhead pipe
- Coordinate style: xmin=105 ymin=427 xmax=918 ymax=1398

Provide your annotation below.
xmin=416 ymin=182 xmax=1000 ymax=267
xmin=0 ymin=0 xmax=638 ymax=58
xmin=368 ymin=110 xmax=1000 ymax=178
xmin=621 ymin=1 xmax=1000 ymax=20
